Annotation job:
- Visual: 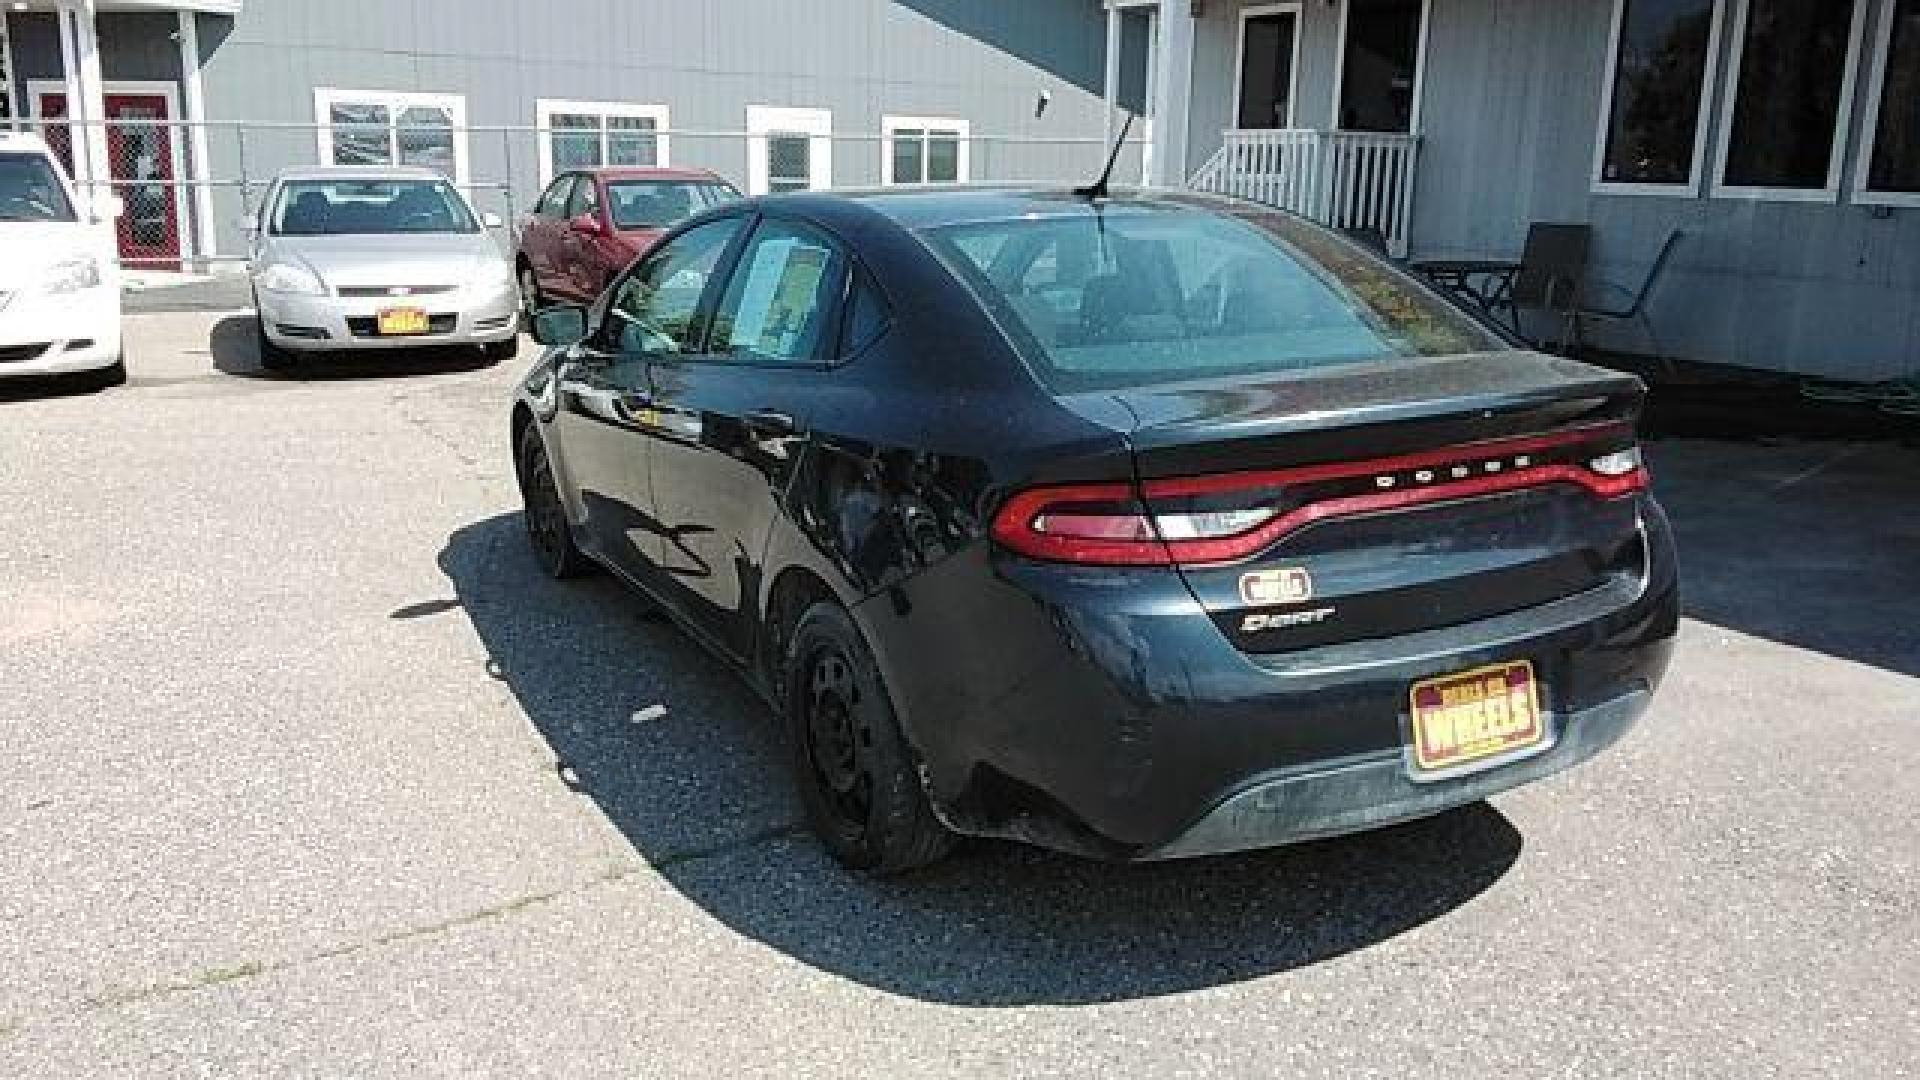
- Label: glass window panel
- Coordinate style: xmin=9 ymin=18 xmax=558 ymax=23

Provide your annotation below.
xmin=1868 ymin=0 xmax=1920 ymax=193
xmin=608 ymin=115 xmax=659 ymax=166
xmin=1722 ymin=0 xmax=1859 ymax=189
xmin=549 ymin=112 xmax=602 ymax=172
xmin=396 ymin=105 xmax=455 ymax=173
xmin=1337 ymin=0 xmax=1423 ymax=133
xmin=330 ymin=102 xmax=391 ymax=166
xmin=713 ymin=219 xmax=848 ymax=365
xmin=927 ymin=133 xmax=960 ymax=183
xmin=892 ymin=130 xmax=924 ymax=183
xmin=1600 ymin=0 xmax=1719 ymax=185
xmin=768 ymin=133 xmax=812 ymax=190
xmin=608 ymin=217 xmax=745 ymax=354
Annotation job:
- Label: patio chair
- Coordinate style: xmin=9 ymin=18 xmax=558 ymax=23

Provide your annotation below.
xmin=1579 ymin=229 xmax=1684 ymax=365
xmin=1503 ymin=222 xmax=1590 ymax=354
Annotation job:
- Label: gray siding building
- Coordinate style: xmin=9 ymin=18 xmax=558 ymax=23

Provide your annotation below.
xmin=3 ymin=0 xmax=1916 ymax=382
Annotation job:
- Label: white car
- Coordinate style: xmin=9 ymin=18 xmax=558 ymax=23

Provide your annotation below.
xmin=0 ymin=132 xmax=124 ymax=388
xmin=246 ymin=167 xmax=519 ymax=370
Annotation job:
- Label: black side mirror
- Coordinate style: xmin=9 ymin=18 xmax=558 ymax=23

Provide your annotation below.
xmin=531 ymin=304 xmax=589 ymax=348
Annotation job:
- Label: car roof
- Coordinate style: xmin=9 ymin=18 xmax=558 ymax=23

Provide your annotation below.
xmin=760 ymin=186 xmax=1231 ymax=233
xmin=0 ymin=131 xmax=55 ymax=156
xmin=574 ymin=167 xmax=731 ymax=184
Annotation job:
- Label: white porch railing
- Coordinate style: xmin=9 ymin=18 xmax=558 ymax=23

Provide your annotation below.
xmin=1188 ymin=129 xmax=1421 ymax=258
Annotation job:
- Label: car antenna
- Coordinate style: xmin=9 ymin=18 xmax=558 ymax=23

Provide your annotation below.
xmin=1074 ymin=111 xmax=1134 ymax=202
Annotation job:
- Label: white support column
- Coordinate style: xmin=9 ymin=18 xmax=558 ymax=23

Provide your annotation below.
xmin=1103 ymin=3 xmax=1122 ymax=148
xmin=1147 ymin=0 xmax=1195 ymax=187
xmin=177 ymin=10 xmax=216 ymax=263
xmin=55 ymin=0 xmax=110 ymax=224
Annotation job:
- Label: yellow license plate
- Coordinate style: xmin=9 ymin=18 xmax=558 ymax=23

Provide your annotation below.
xmin=1409 ymin=660 xmax=1545 ymax=775
xmin=375 ymin=307 xmax=430 ymax=336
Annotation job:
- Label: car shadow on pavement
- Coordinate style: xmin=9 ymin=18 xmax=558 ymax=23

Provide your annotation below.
xmin=209 ymin=315 xmax=505 ymax=381
xmin=439 ymin=513 xmax=1522 ymax=1007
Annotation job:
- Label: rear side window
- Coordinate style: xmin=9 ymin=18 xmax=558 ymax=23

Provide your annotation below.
xmin=923 ymin=204 xmax=1500 ymax=392
xmin=839 ymin=270 xmax=890 ymax=361
xmin=0 ymin=152 xmax=77 ymax=223
xmin=709 ymin=218 xmax=848 ymax=367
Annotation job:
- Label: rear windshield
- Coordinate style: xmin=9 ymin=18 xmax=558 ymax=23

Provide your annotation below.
xmin=606 ymin=180 xmax=739 ymax=229
xmin=0 ymin=152 xmax=77 ymax=223
xmin=922 ymin=204 xmax=1501 ymax=392
xmin=270 ymin=179 xmax=478 ymax=236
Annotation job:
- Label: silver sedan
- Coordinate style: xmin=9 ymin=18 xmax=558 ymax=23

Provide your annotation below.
xmin=246 ymin=167 xmax=519 ymax=370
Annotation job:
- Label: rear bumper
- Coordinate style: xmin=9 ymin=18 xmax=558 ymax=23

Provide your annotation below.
xmin=1144 ymin=685 xmax=1653 ymax=859
xmin=858 ymin=494 xmax=1678 ymax=861
xmin=256 ymin=282 xmax=518 ymax=352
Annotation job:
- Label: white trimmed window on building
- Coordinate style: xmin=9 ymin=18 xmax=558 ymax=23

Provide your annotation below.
xmin=746 ymin=105 xmax=832 ymax=195
xmin=881 ymin=116 xmax=969 ymax=185
xmin=536 ymin=100 xmax=670 ymax=184
xmin=314 ymin=88 xmax=469 ymax=183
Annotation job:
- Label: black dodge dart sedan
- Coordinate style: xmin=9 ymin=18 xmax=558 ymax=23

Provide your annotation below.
xmin=510 ymin=187 xmax=1677 ymax=874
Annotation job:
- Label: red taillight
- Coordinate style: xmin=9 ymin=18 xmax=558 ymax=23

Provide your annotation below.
xmin=993 ymin=426 xmax=1648 ymax=567
xmin=989 ymin=483 xmax=1171 ymax=565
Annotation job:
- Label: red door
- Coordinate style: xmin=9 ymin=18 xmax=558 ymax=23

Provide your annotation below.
xmin=38 ymin=91 xmax=183 ymax=270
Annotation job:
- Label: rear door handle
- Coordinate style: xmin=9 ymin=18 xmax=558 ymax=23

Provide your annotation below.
xmin=743 ymin=408 xmax=797 ymax=437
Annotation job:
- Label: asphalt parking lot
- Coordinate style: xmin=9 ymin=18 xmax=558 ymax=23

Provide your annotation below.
xmin=2 ymin=309 xmax=1916 ymax=1078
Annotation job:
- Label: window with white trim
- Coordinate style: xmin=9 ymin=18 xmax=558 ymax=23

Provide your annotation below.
xmin=535 ymin=100 xmax=670 ymax=184
xmin=1711 ymin=0 xmax=1870 ymax=199
xmin=746 ymin=106 xmax=832 ymax=195
xmin=1857 ymin=0 xmax=1920 ymax=203
xmin=314 ymin=88 xmax=468 ymax=183
xmin=882 ymin=116 xmax=970 ymax=185
xmin=1592 ymin=0 xmax=1726 ymax=192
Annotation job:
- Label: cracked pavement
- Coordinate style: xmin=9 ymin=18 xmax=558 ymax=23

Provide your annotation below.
xmin=0 ymin=310 xmax=1916 ymax=1077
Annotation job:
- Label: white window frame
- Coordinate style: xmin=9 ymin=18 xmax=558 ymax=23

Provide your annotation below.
xmin=1590 ymin=0 xmax=1729 ymax=196
xmin=0 ymin=15 xmax=18 ymax=131
xmin=1853 ymin=0 xmax=1920 ymax=207
xmin=746 ymin=105 xmax=832 ymax=196
xmin=1330 ymin=0 xmax=1433 ymax=134
xmin=534 ymin=99 xmax=671 ymax=186
xmin=1231 ymin=3 xmax=1305 ymax=131
xmin=313 ymin=87 xmax=470 ymax=185
xmin=1708 ymin=0 xmax=1872 ymax=202
xmin=880 ymin=115 xmax=971 ymax=185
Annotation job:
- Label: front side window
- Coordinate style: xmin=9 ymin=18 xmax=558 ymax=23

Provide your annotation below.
xmin=884 ymin=118 xmax=969 ymax=185
xmin=318 ymin=90 xmax=467 ymax=180
xmin=538 ymin=101 xmax=668 ymax=182
xmin=710 ymin=218 xmax=848 ymax=366
xmin=269 ymin=179 xmax=478 ymax=236
xmin=1337 ymin=0 xmax=1425 ymax=133
xmin=606 ymin=180 xmax=740 ymax=230
xmin=605 ymin=217 xmax=745 ymax=355
xmin=1716 ymin=0 xmax=1867 ymax=194
xmin=1862 ymin=0 xmax=1920 ymax=197
xmin=925 ymin=202 xmax=1500 ymax=393
xmin=535 ymin=175 xmax=575 ymax=218
xmin=0 ymin=152 xmax=76 ymax=223
xmin=565 ymin=176 xmax=600 ymax=221
xmin=1596 ymin=0 xmax=1724 ymax=188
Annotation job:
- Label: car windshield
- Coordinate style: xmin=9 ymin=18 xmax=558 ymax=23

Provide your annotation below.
xmin=922 ymin=202 xmax=1503 ymax=392
xmin=606 ymin=180 xmax=739 ymax=229
xmin=270 ymin=178 xmax=478 ymax=236
xmin=0 ymin=152 xmax=77 ymax=223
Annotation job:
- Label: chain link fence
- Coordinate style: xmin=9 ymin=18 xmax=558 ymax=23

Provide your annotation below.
xmin=25 ymin=118 xmax=1147 ymax=272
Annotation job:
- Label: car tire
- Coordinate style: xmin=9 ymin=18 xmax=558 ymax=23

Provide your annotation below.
xmin=481 ymin=337 xmax=518 ymax=364
xmin=516 ymin=422 xmax=591 ymax=580
xmin=84 ymin=357 xmax=128 ymax=391
xmin=784 ymin=602 xmax=956 ymax=875
xmin=255 ymin=320 xmax=296 ymax=373
xmin=518 ymin=264 xmax=544 ymax=333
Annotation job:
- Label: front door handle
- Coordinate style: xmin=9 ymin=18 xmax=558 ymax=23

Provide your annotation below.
xmin=743 ymin=408 xmax=797 ymax=437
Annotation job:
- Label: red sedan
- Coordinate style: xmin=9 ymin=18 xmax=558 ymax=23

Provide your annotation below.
xmin=516 ymin=167 xmax=739 ymax=312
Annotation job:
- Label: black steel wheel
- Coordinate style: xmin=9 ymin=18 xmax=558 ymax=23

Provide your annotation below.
xmin=784 ymin=602 xmax=954 ymax=874
xmin=517 ymin=423 xmax=590 ymax=579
